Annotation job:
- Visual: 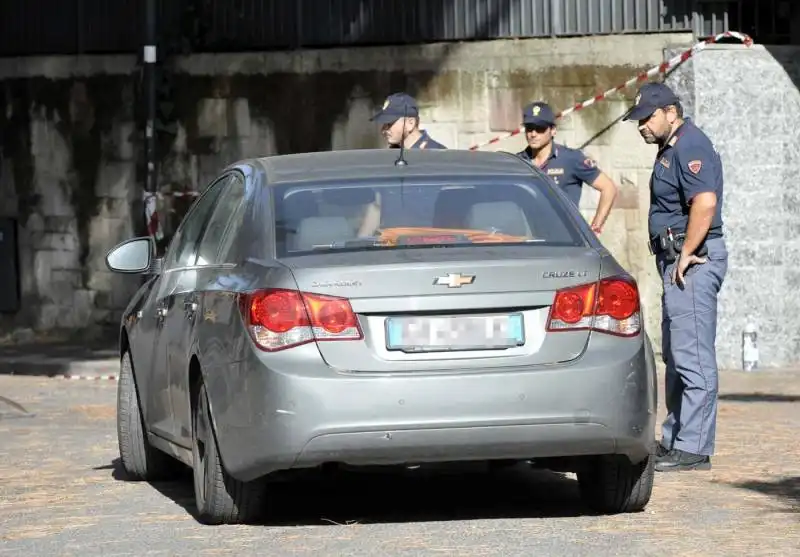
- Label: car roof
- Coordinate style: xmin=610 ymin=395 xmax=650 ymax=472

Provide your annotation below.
xmin=252 ymin=148 xmax=536 ymax=185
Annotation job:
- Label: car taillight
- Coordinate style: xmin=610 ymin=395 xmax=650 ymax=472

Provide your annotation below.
xmin=240 ymin=289 xmax=362 ymax=352
xmin=546 ymin=277 xmax=641 ymax=337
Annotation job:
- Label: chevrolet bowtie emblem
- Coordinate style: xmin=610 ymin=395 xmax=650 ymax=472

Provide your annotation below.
xmin=433 ymin=273 xmax=475 ymax=288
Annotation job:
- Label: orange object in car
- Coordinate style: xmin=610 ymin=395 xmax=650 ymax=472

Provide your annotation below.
xmin=377 ymin=227 xmax=529 ymax=246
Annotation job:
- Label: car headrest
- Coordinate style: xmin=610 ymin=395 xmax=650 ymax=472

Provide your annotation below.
xmin=465 ymin=201 xmax=532 ymax=237
xmin=280 ymin=191 xmax=320 ymax=226
xmin=294 ymin=216 xmax=354 ymax=251
xmin=432 ymin=187 xmax=479 ymax=229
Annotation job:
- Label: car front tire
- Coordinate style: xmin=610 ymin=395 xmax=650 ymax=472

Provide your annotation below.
xmin=192 ymin=378 xmax=267 ymax=525
xmin=577 ymin=453 xmax=655 ymax=514
xmin=117 ymin=350 xmax=181 ymax=481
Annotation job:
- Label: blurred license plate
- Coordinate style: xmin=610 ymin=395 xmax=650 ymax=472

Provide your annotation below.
xmin=385 ymin=314 xmax=525 ymax=352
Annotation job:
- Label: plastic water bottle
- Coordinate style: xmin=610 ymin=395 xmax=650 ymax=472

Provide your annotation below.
xmin=742 ymin=318 xmax=758 ymax=372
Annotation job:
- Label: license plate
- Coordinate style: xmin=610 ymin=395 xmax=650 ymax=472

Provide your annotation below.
xmin=385 ymin=314 xmax=525 ymax=353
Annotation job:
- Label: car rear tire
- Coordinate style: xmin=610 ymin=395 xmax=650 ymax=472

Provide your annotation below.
xmin=117 ymin=350 xmax=181 ymax=481
xmin=192 ymin=379 xmax=266 ymax=525
xmin=577 ymin=453 xmax=655 ymax=514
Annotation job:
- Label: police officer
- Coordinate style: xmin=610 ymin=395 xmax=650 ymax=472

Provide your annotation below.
xmin=623 ymin=82 xmax=728 ymax=472
xmin=370 ymin=92 xmax=447 ymax=150
xmin=516 ymin=101 xmax=618 ymax=233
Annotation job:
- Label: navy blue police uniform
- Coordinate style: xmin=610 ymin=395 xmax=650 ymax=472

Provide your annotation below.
xmin=516 ymin=101 xmax=601 ymax=207
xmin=370 ymin=92 xmax=447 ymax=150
xmin=624 ymin=82 xmax=728 ymax=471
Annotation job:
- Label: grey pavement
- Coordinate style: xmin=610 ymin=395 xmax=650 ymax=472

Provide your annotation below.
xmin=0 ymin=369 xmax=799 ymax=556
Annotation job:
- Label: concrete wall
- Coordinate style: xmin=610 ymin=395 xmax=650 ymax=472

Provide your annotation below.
xmin=9 ymin=33 xmax=791 ymax=370
xmin=667 ymin=43 xmax=800 ymax=369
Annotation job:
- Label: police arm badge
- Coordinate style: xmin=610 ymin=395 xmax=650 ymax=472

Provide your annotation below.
xmin=687 ymin=160 xmax=702 ymax=174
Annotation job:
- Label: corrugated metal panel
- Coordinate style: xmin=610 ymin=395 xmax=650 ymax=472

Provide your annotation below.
xmin=550 ymin=0 xmax=699 ymax=36
xmin=202 ymin=0 xmax=297 ymax=50
xmin=273 ymin=0 xmax=702 ymax=48
xmin=0 ymin=0 xmax=750 ymax=58
xmin=77 ymin=0 xmax=142 ymax=53
xmin=0 ymin=0 xmax=81 ymax=56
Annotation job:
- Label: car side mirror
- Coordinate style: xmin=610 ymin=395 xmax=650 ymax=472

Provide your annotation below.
xmin=105 ymin=237 xmax=155 ymax=274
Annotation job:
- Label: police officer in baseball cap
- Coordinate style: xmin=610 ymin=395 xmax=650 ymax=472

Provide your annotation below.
xmin=516 ymin=101 xmax=618 ymax=233
xmin=624 ymin=81 xmax=728 ymax=473
xmin=371 ymin=92 xmax=446 ymax=150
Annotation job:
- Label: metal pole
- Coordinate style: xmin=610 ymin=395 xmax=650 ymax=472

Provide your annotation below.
xmin=144 ymin=0 xmax=157 ymax=195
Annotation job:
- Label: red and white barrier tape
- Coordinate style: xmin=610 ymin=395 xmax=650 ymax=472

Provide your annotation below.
xmin=63 ymin=374 xmax=118 ymax=381
xmin=144 ymin=190 xmax=200 ymax=241
xmin=468 ymin=30 xmax=753 ymax=151
xmin=143 ymin=191 xmax=164 ymax=241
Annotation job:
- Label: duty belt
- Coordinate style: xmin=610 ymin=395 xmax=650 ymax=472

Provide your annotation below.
xmin=648 ymin=228 xmax=711 ymax=261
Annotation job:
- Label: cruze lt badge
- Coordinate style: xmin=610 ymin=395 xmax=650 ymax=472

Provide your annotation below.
xmin=433 ymin=273 xmax=475 ymax=288
xmin=542 ymin=270 xmax=589 ymax=279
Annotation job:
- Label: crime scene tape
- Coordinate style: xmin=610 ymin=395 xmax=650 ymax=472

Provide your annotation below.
xmin=467 ymin=30 xmax=753 ymax=151
xmin=143 ymin=190 xmax=201 ymax=241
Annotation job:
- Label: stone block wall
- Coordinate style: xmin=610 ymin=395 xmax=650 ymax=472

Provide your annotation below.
xmin=667 ymin=44 xmax=800 ymax=369
xmin=0 ymin=77 xmax=142 ymax=330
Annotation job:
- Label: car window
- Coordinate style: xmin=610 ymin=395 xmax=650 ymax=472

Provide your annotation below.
xmin=216 ymin=194 xmax=249 ymax=264
xmin=164 ymin=174 xmax=232 ymax=270
xmin=272 ymin=177 xmax=585 ymax=257
xmin=196 ymin=174 xmax=246 ymax=266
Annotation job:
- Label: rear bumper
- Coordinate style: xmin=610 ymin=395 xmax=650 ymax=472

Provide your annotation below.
xmin=204 ymin=333 xmax=658 ymax=482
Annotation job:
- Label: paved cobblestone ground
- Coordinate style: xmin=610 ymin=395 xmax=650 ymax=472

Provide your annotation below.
xmin=0 ymin=368 xmax=798 ymax=556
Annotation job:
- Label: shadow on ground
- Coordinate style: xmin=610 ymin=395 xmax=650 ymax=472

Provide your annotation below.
xmin=0 ymin=326 xmax=119 ymax=377
xmin=729 ymin=476 xmax=800 ymax=513
xmin=97 ymin=457 xmax=599 ymax=525
xmin=719 ymin=393 xmax=800 ymax=403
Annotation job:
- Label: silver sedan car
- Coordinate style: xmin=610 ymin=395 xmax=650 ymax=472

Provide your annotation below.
xmin=106 ymin=148 xmax=658 ymax=525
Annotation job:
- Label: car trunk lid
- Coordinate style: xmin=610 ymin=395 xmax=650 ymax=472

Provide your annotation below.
xmin=285 ymin=246 xmax=602 ymax=372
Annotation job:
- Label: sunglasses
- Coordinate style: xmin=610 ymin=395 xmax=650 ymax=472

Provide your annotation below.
xmin=524 ymin=124 xmax=552 ymax=133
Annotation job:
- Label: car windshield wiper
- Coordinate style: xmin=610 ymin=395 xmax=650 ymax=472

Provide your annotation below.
xmin=310 ymin=238 xmax=388 ymax=250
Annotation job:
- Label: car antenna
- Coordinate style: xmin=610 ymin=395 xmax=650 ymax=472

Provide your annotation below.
xmin=395 ymin=103 xmax=408 ymax=167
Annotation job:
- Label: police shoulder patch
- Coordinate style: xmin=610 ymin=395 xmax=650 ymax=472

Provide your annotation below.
xmin=583 ymin=158 xmax=597 ymax=169
xmin=687 ymin=160 xmax=702 ymax=174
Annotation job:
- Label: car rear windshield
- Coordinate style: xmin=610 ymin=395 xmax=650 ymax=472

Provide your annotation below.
xmin=272 ymin=177 xmax=586 ymax=256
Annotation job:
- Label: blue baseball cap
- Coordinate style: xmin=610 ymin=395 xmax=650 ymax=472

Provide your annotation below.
xmin=522 ymin=101 xmax=556 ymax=127
xmin=371 ymin=92 xmax=419 ymax=124
xmin=623 ymin=82 xmax=681 ymax=121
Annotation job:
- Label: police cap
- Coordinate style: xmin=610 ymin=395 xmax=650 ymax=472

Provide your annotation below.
xmin=623 ymin=82 xmax=681 ymax=121
xmin=370 ymin=92 xmax=419 ymax=124
xmin=522 ymin=101 xmax=557 ymax=127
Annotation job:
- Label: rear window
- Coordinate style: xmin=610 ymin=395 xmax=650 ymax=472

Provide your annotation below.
xmin=273 ymin=178 xmax=585 ymax=256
